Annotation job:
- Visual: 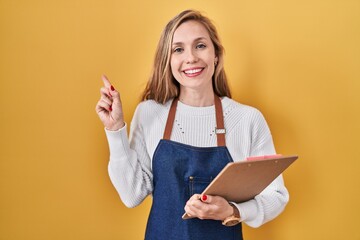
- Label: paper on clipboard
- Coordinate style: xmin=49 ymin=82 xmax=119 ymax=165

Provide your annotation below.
xmin=182 ymin=155 xmax=298 ymax=219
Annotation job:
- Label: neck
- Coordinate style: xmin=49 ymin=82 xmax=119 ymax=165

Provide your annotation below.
xmin=178 ymin=89 xmax=215 ymax=107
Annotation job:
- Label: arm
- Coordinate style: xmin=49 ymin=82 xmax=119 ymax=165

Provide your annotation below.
xmin=234 ymin=111 xmax=289 ymax=227
xmin=106 ymin=119 xmax=153 ymax=208
xmin=96 ymin=75 xmax=153 ymax=208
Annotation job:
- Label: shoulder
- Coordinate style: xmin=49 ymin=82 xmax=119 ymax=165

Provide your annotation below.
xmin=222 ymin=97 xmax=272 ymax=140
xmin=222 ymin=97 xmax=265 ymax=123
xmin=132 ymin=99 xmax=173 ymax=126
xmin=135 ymin=99 xmax=172 ymax=115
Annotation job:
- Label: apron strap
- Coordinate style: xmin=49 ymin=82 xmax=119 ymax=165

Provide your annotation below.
xmin=163 ymin=98 xmax=178 ymax=140
xmin=214 ymin=96 xmax=226 ymax=147
xmin=163 ymin=96 xmax=226 ymax=147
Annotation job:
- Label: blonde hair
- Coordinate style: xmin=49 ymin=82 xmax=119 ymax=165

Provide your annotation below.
xmin=141 ymin=9 xmax=231 ymax=104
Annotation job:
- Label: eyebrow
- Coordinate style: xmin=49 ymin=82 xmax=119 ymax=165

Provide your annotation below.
xmin=172 ymin=37 xmax=208 ymax=46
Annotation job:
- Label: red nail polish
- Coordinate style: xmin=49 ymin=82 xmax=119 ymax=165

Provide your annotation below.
xmin=109 ymin=106 xmax=112 ymax=111
xmin=111 ymin=85 xmax=115 ymax=91
xmin=202 ymin=195 xmax=207 ymax=201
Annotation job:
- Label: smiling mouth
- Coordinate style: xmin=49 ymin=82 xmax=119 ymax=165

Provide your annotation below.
xmin=183 ymin=68 xmax=204 ymax=77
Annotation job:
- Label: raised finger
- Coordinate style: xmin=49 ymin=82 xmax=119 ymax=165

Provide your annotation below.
xmin=101 ymin=74 xmax=112 ymax=88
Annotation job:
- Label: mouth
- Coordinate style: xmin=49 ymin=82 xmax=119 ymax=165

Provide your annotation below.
xmin=182 ymin=67 xmax=204 ymax=77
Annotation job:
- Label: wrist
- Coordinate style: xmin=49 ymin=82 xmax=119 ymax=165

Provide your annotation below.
xmin=106 ymin=121 xmax=125 ymax=131
xmin=228 ymin=203 xmax=240 ymax=218
xmin=231 ymin=203 xmax=240 ymax=218
xmin=224 ymin=203 xmax=235 ymax=219
xmin=222 ymin=203 xmax=241 ymax=227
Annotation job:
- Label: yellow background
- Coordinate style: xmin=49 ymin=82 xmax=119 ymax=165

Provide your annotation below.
xmin=1 ymin=0 xmax=359 ymax=239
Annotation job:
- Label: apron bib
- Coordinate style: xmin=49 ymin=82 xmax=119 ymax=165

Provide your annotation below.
xmin=145 ymin=96 xmax=243 ymax=240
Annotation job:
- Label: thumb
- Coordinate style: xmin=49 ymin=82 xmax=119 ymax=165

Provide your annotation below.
xmin=200 ymin=194 xmax=210 ymax=203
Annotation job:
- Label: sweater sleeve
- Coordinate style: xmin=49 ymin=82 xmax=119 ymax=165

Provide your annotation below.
xmin=106 ymin=104 xmax=153 ymax=208
xmin=234 ymin=110 xmax=289 ymax=227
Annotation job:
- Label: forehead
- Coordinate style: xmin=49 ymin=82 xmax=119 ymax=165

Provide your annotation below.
xmin=172 ymin=20 xmax=211 ymax=43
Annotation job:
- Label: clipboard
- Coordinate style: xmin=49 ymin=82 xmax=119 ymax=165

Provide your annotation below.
xmin=182 ymin=155 xmax=298 ymax=219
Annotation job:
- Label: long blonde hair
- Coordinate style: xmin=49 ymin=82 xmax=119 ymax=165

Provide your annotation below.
xmin=141 ymin=10 xmax=231 ymax=104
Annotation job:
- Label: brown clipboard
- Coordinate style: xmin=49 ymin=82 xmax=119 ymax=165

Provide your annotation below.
xmin=182 ymin=155 xmax=298 ymax=219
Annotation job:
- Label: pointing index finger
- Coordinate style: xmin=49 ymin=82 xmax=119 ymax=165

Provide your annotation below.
xmin=101 ymin=74 xmax=111 ymax=88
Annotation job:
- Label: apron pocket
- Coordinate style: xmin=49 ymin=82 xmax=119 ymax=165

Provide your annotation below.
xmin=187 ymin=176 xmax=213 ymax=196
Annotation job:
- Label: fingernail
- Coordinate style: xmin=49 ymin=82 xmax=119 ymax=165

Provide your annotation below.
xmin=109 ymin=106 xmax=112 ymax=111
xmin=201 ymin=195 xmax=207 ymax=201
xmin=111 ymin=85 xmax=115 ymax=91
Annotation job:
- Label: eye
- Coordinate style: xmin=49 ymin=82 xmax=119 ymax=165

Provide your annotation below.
xmin=173 ymin=47 xmax=183 ymax=53
xmin=196 ymin=43 xmax=206 ymax=49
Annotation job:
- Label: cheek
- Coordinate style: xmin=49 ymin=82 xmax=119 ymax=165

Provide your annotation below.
xmin=170 ymin=58 xmax=181 ymax=76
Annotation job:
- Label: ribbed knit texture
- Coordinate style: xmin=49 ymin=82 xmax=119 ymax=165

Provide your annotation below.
xmin=106 ymin=97 xmax=289 ymax=228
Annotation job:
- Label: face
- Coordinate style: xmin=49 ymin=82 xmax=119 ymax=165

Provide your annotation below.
xmin=170 ymin=20 xmax=218 ymax=95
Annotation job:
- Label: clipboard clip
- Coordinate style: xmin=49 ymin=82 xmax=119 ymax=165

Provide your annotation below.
xmin=246 ymin=154 xmax=282 ymax=161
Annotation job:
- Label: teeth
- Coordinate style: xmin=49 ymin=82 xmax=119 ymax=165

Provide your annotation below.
xmin=184 ymin=68 xmax=202 ymax=74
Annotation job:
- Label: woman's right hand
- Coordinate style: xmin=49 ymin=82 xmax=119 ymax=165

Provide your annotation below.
xmin=95 ymin=75 xmax=125 ymax=131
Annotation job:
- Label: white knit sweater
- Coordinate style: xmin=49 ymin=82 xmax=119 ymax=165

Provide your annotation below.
xmin=106 ymin=97 xmax=289 ymax=228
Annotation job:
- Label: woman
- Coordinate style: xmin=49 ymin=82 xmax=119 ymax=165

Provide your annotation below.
xmin=96 ymin=9 xmax=289 ymax=239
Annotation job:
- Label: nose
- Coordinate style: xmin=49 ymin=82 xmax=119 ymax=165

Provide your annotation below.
xmin=185 ymin=49 xmax=198 ymax=64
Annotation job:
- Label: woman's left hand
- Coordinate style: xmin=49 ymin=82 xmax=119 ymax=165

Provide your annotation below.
xmin=184 ymin=194 xmax=234 ymax=221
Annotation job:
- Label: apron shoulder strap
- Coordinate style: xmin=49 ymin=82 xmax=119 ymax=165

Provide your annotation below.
xmin=163 ymin=98 xmax=178 ymax=140
xmin=214 ymin=96 xmax=226 ymax=147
